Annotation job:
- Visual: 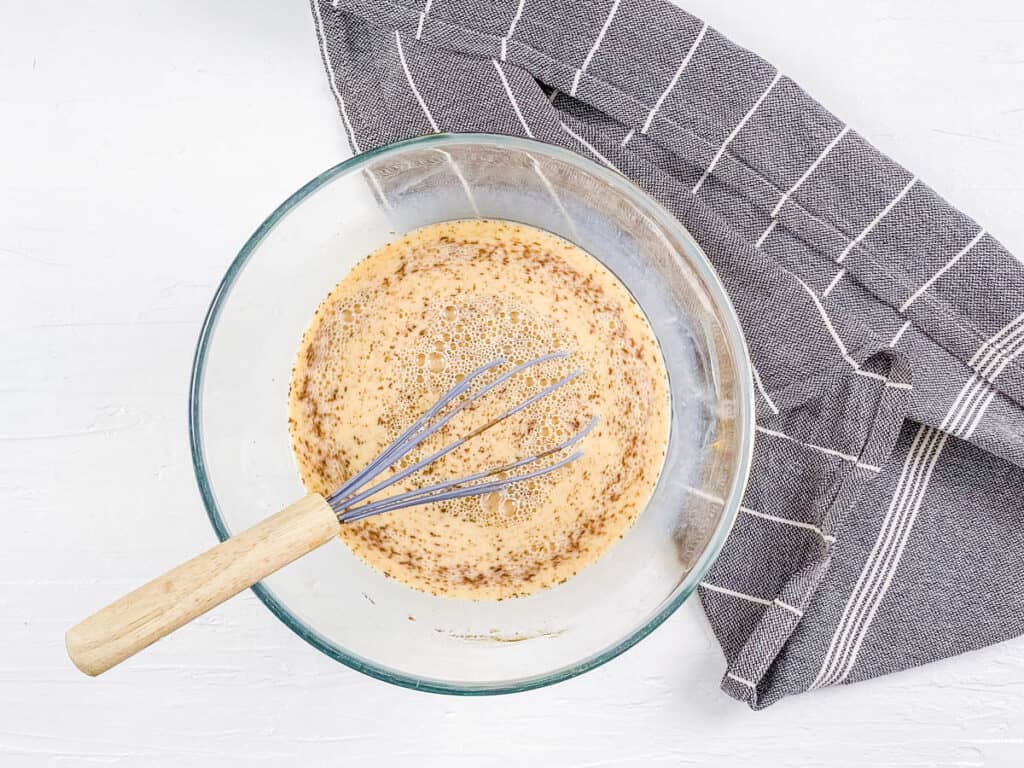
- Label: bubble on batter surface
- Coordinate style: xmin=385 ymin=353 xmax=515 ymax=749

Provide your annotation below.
xmin=384 ymin=292 xmax=592 ymax=529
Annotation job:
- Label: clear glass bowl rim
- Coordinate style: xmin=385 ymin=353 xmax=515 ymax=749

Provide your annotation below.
xmin=188 ymin=132 xmax=755 ymax=695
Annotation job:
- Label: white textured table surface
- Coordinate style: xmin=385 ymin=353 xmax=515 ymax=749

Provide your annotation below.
xmin=3 ymin=1 xmax=1023 ymax=765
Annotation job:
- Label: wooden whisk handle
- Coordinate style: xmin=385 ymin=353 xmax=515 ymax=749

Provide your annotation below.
xmin=66 ymin=493 xmax=340 ymax=676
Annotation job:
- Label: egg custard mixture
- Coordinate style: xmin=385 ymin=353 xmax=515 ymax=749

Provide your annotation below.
xmin=288 ymin=220 xmax=670 ymax=599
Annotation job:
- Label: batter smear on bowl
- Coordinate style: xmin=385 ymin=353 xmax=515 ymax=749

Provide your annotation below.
xmin=288 ymin=220 xmax=670 ymax=599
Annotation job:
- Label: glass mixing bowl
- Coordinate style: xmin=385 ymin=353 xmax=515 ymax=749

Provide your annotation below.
xmin=189 ymin=134 xmax=754 ymax=694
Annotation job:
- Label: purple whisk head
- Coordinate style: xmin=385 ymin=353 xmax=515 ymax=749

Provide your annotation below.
xmin=325 ymin=351 xmax=597 ymax=524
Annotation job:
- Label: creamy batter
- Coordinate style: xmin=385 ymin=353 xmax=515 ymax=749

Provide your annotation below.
xmin=288 ymin=220 xmax=670 ymax=599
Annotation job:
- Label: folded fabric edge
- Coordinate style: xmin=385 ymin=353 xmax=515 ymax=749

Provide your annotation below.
xmin=703 ymin=347 xmax=913 ymax=708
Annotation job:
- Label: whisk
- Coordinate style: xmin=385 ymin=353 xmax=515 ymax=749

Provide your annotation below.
xmin=66 ymin=351 xmax=594 ymax=676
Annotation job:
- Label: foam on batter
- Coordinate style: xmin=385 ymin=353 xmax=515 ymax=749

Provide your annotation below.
xmin=288 ymin=220 xmax=670 ymax=599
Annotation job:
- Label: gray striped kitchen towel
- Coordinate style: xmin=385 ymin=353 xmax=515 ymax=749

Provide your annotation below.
xmin=310 ymin=0 xmax=1024 ymax=708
